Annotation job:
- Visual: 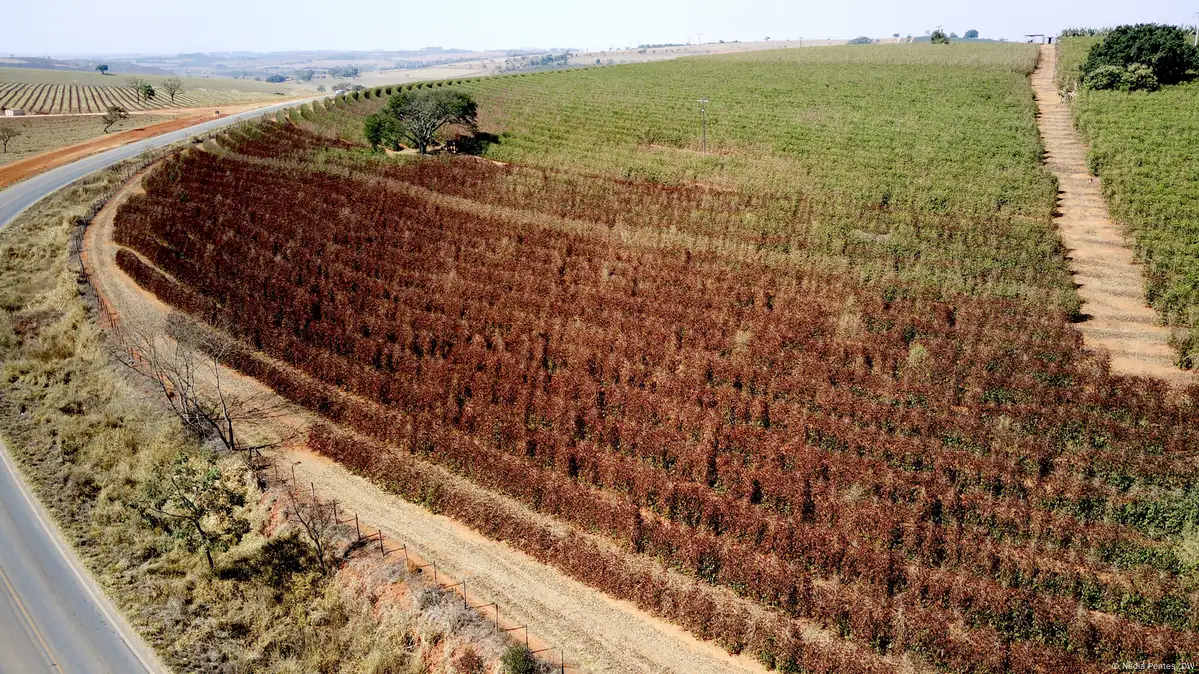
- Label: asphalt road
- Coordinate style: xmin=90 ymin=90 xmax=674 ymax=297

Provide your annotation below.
xmin=0 ymin=97 xmax=313 ymax=229
xmin=0 ymin=443 xmax=163 ymax=673
xmin=0 ymin=99 xmax=312 ymax=673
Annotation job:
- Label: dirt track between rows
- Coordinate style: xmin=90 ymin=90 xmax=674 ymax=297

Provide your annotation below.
xmin=1033 ymin=44 xmax=1192 ymax=385
xmin=83 ymin=165 xmax=769 ymax=674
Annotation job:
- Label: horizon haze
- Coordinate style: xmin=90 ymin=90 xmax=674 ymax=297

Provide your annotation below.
xmin=3 ymin=0 xmax=1196 ymax=56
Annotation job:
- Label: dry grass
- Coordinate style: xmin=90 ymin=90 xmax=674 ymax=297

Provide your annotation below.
xmin=0 ymin=158 xmax=525 ymax=673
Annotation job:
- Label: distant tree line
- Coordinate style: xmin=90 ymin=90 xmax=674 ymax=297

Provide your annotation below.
xmin=499 ymin=52 xmax=572 ymax=73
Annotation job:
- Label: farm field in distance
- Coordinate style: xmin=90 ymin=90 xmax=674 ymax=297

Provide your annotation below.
xmin=0 ymin=67 xmax=297 ymax=114
xmin=1061 ymin=37 xmax=1199 ymax=367
xmin=0 ymin=113 xmax=174 ymax=166
xmin=109 ymin=42 xmax=1199 ymax=672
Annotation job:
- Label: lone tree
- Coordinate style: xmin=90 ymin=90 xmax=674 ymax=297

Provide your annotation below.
xmin=162 ymin=77 xmax=184 ymax=104
xmin=365 ymin=88 xmax=478 ymax=154
xmin=127 ymin=77 xmax=146 ymax=103
xmin=0 ymin=125 xmax=19 ymax=153
xmin=140 ymin=83 xmax=156 ymax=102
xmin=284 ymin=488 xmax=337 ymax=575
xmin=133 ymin=452 xmax=249 ymax=570
xmin=931 ymin=29 xmax=951 ymax=44
xmin=101 ymin=105 xmax=129 ymax=132
xmin=95 ymin=64 xmax=109 ymax=74
xmin=964 ymin=29 xmax=980 ymax=39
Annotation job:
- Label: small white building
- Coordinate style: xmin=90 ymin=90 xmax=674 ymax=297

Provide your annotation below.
xmin=4 ymin=109 xmax=25 ymax=117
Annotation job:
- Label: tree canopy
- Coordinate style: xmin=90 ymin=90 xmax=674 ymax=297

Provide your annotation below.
xmin=0 ymin=125 xmax=20 ymax=153
xmin=162 ymin=77 xmax=184 ymax=103
xmin=964 ymin=29 xmax=979 ymax=39
xmin=1082 ymin=24 xmax=1199 ymax=88
xmin=365 ymin=88 xmax=478 ymax=154
xmin=133 ymin=452 xmax=249 ymax=570
xmin=101 ymin=105 xmax=129 ymax=133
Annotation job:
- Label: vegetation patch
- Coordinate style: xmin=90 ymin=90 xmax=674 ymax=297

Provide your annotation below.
xmin=1063 ymin=35 xmax=1199 ymax=366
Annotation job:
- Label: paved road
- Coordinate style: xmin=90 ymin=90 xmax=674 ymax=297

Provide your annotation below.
xmin=0 ymin=442 xmax=163 ymax=673
xmin=0 ymin=99 xmax=312 ymax=673
xmin=0 ymin=97 xmax=313 ymax=229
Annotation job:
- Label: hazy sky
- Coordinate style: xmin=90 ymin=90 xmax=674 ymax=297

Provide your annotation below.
xmin=4 ymin=0 xmax=1196 ymax=56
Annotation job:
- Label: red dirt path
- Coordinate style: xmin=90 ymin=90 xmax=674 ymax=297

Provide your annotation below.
xmin=0 ymin=114 xmax=218 ymax=189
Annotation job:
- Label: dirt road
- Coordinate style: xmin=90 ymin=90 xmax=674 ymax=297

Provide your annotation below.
xmin=0 ymin=115 xmax=216 ymax=189
xmin=1033 ymin=45 xmax=1191 ymax=384
xmin=84 ymin=168 xmax=770 ymax=674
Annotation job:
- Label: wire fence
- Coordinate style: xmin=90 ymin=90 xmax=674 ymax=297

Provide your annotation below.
xmin=263 ymin=457 xmax=570 ymax=673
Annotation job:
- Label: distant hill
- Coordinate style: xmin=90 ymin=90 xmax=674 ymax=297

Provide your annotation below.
xmin=0 ymin=56 xmax=82 ymax=71
xmin=0 ymin=56 xmax=170 ymax=75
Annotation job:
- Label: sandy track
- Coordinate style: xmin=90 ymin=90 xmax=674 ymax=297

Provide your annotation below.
xmin=84 ymin=166 xmax=767 ymax=674
xmin=1033 ymin=45 xmax=1192 ymax=384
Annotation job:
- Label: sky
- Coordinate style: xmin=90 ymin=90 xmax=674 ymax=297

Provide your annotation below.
xmin=3 ymin=0 xmax=1196 ymax=56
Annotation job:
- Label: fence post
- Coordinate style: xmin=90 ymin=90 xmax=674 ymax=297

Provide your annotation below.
xmin=355 ymin=514 xmax=361 ymax=541
xmin=311 ymin=481 xmax=316 ymax=501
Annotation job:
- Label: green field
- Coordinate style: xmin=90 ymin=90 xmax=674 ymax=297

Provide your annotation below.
xmin=1054 ymin=35 xmax=1102 ymax=89
xmin=1061 ymin=37 xmax=1199 ymax=365
xmin=306 ymin=44 xmax=1072 ymax=309
xmin=324 ymin=45 xmax=1050 ymax=215
xmin=0 ymin=67 xmax=297 ymax=114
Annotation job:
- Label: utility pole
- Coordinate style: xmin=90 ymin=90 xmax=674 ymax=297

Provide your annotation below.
xmin=1194 ymin=12 xmax=1198 ymax=47
xmin=696 ymin=98 xmax=709 ymax=153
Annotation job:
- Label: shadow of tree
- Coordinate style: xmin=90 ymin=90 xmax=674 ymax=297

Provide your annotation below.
xmin=446 ymin=132 xmax=500 ymax=156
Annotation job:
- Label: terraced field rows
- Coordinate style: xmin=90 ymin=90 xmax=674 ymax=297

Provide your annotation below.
xmin=0 ymin=81 xmax=281 ymax=114
xmin=107 ymin=43 xmax=1199 ymax=673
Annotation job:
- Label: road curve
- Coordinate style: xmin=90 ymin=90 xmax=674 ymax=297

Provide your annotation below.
xmin=0 ymin=442 xmax=164 ymax=673
xmin=0 ymin=97 xmax=314 ymax=229
xmin=0 ymin=99 xmax=312 ymax=673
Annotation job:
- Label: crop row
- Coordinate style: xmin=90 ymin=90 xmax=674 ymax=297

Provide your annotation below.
xmin=0 ymin=81 xmax=273 ymax=114
xmin=115 ymin=245 xmax=1152 ymax=672
xmin=113 ymin=144 xmax=1199 ymax=668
